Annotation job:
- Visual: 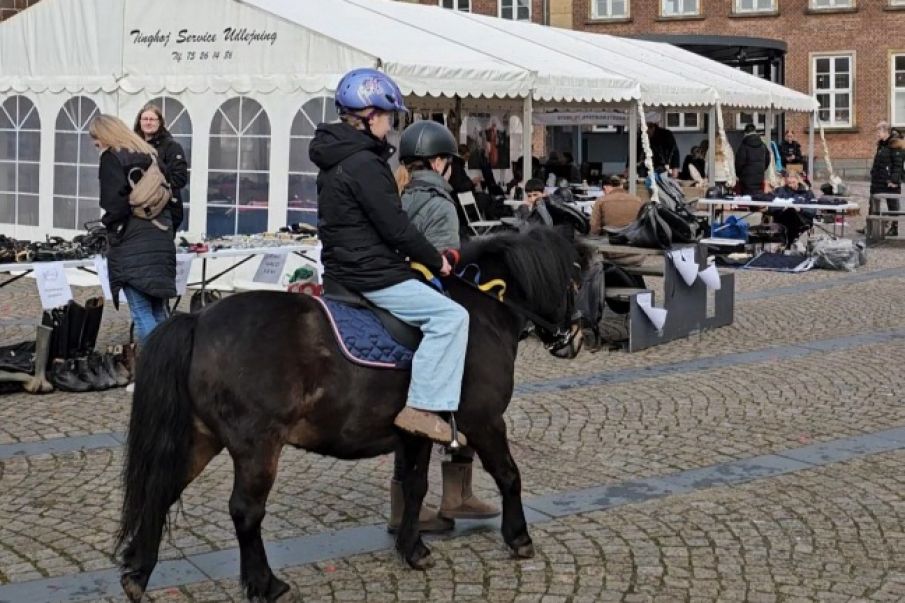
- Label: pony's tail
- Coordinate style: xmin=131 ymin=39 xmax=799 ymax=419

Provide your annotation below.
xmin=116 ymin=312 xmax=197 ymax=556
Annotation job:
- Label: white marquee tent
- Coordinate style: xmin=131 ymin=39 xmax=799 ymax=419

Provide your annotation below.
xmin=0 ymin=0 xmax=816 ymax=240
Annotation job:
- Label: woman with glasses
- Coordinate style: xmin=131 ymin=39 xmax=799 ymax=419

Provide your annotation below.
xmin=133 ymin=105 xmax=188 ymax=233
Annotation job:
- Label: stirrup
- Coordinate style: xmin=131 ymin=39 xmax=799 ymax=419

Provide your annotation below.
xmin=448 ymin=413 xmax=461 ymax=451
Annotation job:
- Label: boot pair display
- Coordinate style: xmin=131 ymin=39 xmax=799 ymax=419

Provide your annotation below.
xmin=386 ymin=461 xmax=500 ymax=534
xmin=42 ymin=298 xmax=133 ymax=392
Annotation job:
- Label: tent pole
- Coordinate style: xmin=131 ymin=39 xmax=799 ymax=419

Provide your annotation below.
xmin=766 ymin=108 xmax=774 ymax=143
xmin=707 ymin=106 xmax=716 ymax=180
xmin=628 ymin=107 xmax=638 ymax=195
xmin=808 ymin=110 xmax=816 ymax=180
xmin=522 ymin=93 xmax=534 ymax=182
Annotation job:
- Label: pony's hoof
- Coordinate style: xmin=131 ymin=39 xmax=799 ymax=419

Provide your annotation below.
xmin=120 ymin=572 xmax=146 ymax=602
xmin=407 ymin=550 xmax=435 ymax=570
xmin=267 ymin=576 xmax=292 ymax=602
xmin=512 ymin=542 xmax=535 ymax=559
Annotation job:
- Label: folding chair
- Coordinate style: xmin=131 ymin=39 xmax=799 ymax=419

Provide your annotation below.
xmin=457 ymin=191 xmax=502 ymax=235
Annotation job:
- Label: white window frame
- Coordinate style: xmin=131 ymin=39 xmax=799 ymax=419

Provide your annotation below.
xmin=665 ymin=111 xmax=703 ymax=132
xmin=660 ymin=0 xmax=699 ymax=17
xmin=439 ymin=0 xmax=471 ymax=11
xmin=735 ymin=64 xmax=768 ymax=130
xmin=809 ymin=0 xmax=854 ymax=9
xmin=734 ymin=0 xmax=776 ymax=13
xmin=891 ymin=53 xmax=905 ymax=127
xmin=499 ymin=0 xmax=531 ymax=21
xmin=591 ymin=0 xmax=629 ymax=19
xmin=53 ymin=96 xmax=100 ymax=230
xmin=811 ymin=52 xmax=855 ymax=128
xmin=207 ymin=96 xmax=271 ymax=236
xmin=0 ymin=96 xmax=40 ymax=227
xmin=891 ymin=0 xmax=905 ymax=6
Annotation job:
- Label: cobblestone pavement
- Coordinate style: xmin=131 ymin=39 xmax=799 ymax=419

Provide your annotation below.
xmin=2 ymin=187 xmax=905 ymax=601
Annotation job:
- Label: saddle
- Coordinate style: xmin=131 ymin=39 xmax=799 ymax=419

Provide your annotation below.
xmin=322 ymin=278 xmax=422 ymax=349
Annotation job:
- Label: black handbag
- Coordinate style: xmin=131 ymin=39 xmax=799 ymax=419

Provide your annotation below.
xmin=607 ymin=202 xmax=674 ymax=249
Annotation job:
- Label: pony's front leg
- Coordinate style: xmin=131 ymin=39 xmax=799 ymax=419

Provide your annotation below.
xmin=469 ymin=419 xmax=534 ymax=559
xmin=395 ymin=435 xmax=435 ymax=570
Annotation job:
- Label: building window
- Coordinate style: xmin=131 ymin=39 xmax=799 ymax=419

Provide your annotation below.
xmin=892 ymin=55 xmax=905 ymax=126
xmin=288 ymin=97 xmax=336 ymax=227
xmin=734 ymin=0 xmax=776 ymax=12
xmin=147 ymin=96 xmax=192 ymax=230
xmin=439 ymin=0 xmax=471 ymax=10
xmin=0 ymin=96 xmax=40 ymax=226
xmin=813 ymin=54 xmax=853 ymax=127
xmin=736 ymin=64 xmax=768 ymax=130
xmin=810 ymin=0 xmax=853 ymax=8
xmin=53 ymin=96 xmax=100 ymax=230
xmin=661 ymin=0 xmax=699 ymax=17
xmin=891 ymin=0 xmax=905 ymax=6
xmin=592 ymin=0 xmax=629 ymax=19
xmin=499 ymin=0 xmax=530 ymax=20
xmin=665 ymin=111 xmax=702 ymax=132
xmin=208 ymin=97 xmax=270 ymax=236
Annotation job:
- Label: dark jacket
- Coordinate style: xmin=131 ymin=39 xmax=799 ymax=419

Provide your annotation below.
xmin=401 ymin=170 xmax=460 ymax=252
xmin=309 ymin=122 xmax=442 ymax=292
xmin=680 ymin=155 xmax=706 ymax=181
xmin=448 ymin=155 xmax=474 ymax=195
xmin=779 ymin=140 xmax=803 ymax=165
xmin=635 ymin=126 xmax=680 ymax=175
xmin=99 ymin=149 xmax=176 ymax=304
xmin=147 ymin=131 xmax=188 ymax=232
xmin=870 ymin=137 xmax=905 ymax=194
xmin=735 ymin=133 xmax=771 ymax=195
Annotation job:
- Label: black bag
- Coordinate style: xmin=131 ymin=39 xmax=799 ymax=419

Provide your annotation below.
xmin=607 ymin=202 xmax=674 ymax=249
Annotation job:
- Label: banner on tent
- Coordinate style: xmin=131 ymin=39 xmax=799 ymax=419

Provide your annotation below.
xmin=532 ymin=111 xmax=627 ymax=127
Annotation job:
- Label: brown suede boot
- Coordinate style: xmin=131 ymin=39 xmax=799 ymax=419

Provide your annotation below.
xmin=394 ymin=407 xmax=467 ymax=447
xmin=438 ymin=461 xmax=501 ymax=519
xmin=386 ymin=479 xmax=454 ymax=534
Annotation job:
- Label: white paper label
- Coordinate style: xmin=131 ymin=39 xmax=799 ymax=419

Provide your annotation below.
xmin=253 ymin=253 xmax=287 ymax=284
xmin=635 ymin=292 xmax=667 ymax=331
xmin=698 ymin=263 xmax=722 ymax=290
xmin=33 ymin=262 xmax=73 ymax=310
xmin=174 ymin=253 xmax=195 ymax=295
xmin=668 ymin=248 xmax=699 ymax=287
xmin=93 ymin=256 xmax=114 ymax=301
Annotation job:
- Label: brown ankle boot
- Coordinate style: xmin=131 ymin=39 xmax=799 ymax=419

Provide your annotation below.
xmin=386 ymin=479 xmax=454 ymax=534
xmin=438 ymin=461 xmax=500 ymax=520
xmin=394 ymin=407 xmax=467 ymax=447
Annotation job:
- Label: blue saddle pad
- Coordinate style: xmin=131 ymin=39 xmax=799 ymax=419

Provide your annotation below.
xmin=315 ymin=297 xmax=414 ymax=370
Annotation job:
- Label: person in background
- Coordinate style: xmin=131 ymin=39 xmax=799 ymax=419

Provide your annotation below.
xmin=92 ymin=114 xmax=176 ymax=347
xmin=387 ymin=119 xmax=500 ymax=535
xmin=133 ymin=104 xmax=188 ymax=233
xmin=680 ymin=142 xmax=707 ymax=183
xmin=735 ymin=124 xmax=771 ymax=195
xmin=589 ymin=175 xmax=644 ymax=235
xmin=514 ymin=178 xmax=552 ymax=227
xmin=780 ymin=129 xmax=805 ymax=172
xmin=562 ymin=152 xmax=582 ymax=183
xmin=634 ymin=112 xmax=680 ymax=178
xmin=869 ymin=122 xmax=905 ymax=236
xmin=770 ymin=170 xmax=816 ymax=247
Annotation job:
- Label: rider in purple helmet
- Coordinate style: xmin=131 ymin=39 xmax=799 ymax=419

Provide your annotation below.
xmin=310 ymin=68 xmax=469 ymax=448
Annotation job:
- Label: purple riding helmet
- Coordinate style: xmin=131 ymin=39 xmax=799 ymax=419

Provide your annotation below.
xmin=334 ymin=68 xmax=408 ymax=114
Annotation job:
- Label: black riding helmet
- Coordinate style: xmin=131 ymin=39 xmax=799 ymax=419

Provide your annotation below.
xmin=399 ymin=120 xmax=460 ymax=163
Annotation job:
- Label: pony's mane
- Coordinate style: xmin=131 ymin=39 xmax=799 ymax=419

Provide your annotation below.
xmin=459 ymin=228 xmax=577 ymax=321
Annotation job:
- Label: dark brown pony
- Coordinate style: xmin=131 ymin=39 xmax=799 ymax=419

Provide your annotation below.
xmin=116 ymin=228 xmax=584 ymax=602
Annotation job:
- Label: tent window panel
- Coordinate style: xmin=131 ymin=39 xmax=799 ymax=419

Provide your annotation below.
xmin=77 ymin=200 xmax=100 ymax=230
xmin=812 ymin=54 xmax=853 ymax=127
xmin=0 ymin=136 xmax=14 ymax=162
xmin=53 ymin=197 xmax=77 ymax=230
xmin=208 ymin=97 xmax=271 ymax=235
xmin=288 ymin=97 xmax=334 ymax=226
xmin=17 ymin=193 xmax=38 ymax=226
xmin=0 ymin=194 xmax=14 ymax=224
xmin=0 ymin=163 xmax=14 ymax=191
xmin=53 ymin=96 xmax=99 ymax=229
xmin=19 ymin=162 xmax=38 ymax=194
xmin=0 ymin=97 xmax=42 ymax=226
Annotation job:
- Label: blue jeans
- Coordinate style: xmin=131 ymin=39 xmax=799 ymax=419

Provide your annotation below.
xmin=363 ymin=279 xmax=469 ymax=412
xmin=123 ymin=286 xmax=169 ymax=345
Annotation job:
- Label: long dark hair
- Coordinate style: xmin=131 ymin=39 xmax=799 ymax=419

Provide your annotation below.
xmin=133 ymin=104 xmax=170 ymax=139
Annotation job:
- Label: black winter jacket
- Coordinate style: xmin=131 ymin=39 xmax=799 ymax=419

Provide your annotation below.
xmin=634 ymin=127 xmax=680 ymax=175
xmin=309 ymin=122 xmax=443 ymax=292
xmin=779 ymin=140 xmax=803 ymax=165
xmin=870 ymin=138 xmax=905 ymax=194
xmin=147 ymin=131 xmax=188 ymax=232
xmin=99 ymin=149 xmax=176 ymax=304
xmin=735 ymin=134 xmax=771 ymax=195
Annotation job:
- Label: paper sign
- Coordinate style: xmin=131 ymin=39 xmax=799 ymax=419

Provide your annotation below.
xmin=698 ymin=263 xmax=722 ymax=290
xmin=33 ymin=262 xmax=73 ymax=310
xmin=253 ymin=253 xmax=287 ymax=284
xmin=174 ymin=253 xmax=195 ymax=295
xmin=94 ymin=256 xmax=114 ymax=301
xmin=668 ymin=248 xmax=698 ymax=287
xmin=636 ymin=292 xmax=667 ymax=331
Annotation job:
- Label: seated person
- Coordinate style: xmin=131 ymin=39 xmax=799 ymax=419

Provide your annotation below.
xmin=562 ymin=152 xmax=582 ymax=183
xmin=680 ymin=142 xmax=707 ymax=183
xmin=780 ymin=130 xmax=807 ymax=172
xmin=514 ymin=179 xmax=588 ymax=240
xmin=514 ymin=178 xmax=553 ymax=227
xmin=590 ymin=175 xmax=645 ymax=235
xmin=448 ymin=144 xmax=478 ymax=194
xmin=769 ymin=170 xmax=816 ymax=246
